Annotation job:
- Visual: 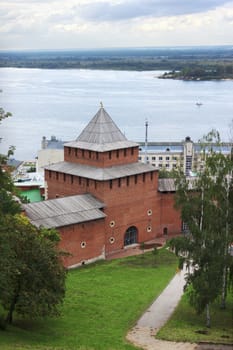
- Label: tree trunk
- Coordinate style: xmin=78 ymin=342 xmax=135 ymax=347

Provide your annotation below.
xmin=5 ymin=284 xmax=20 ymax=325
xmin=221 ymin=265 xmax=227 ymax=309
xmin=221 ymin=178 xmax=230 ymax=309
xmin=206 ymin=303 xmax=211 ymax=328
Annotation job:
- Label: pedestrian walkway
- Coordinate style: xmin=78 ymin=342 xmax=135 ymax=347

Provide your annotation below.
xmin=126 ymin=266 xmax=232 ymax=350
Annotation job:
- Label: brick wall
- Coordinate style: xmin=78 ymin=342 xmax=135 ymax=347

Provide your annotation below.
xmin=59 ymin=219 xmax=105 ymax=268
xmin=64 ymin=146 xmax=139 ymax=167
xmin=158 ymin=192 xmax=182 ymax=235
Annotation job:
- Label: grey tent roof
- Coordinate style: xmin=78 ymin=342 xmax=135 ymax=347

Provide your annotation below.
xmin=45 ymin=161 xmax=156 ymax=181
xmin=23 ymin=194 xmax=106 ymax=228
xmin=65 ymin=104 xmax=138 ymax=152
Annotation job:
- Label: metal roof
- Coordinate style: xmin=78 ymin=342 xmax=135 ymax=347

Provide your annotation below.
xmin=64 ymin=104 xmax=138 ymax=152
xmin=23 ymin=194 xmax=106 ymax=228
xmin=45 ymin=161 xmax=157 ymax=181
xmin=158 ymin=177 xmax=197 ymax=192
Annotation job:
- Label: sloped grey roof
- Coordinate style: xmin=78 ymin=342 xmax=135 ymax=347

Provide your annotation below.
xmin=45 ymin=161 xmax=156 ymax=181
xmin=23 ymin=194 xmax=106 ymax=228
xmin=65 ymin=105 xmax=138 ymax=152
xmin=158 ymin=178 xmax=176 ymax=192
xmin=158 ymin=177 xmax=197 ymax=192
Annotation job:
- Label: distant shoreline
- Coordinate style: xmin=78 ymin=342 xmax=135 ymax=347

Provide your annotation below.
xmin=0 ymin=46 xmax=233 ymax=73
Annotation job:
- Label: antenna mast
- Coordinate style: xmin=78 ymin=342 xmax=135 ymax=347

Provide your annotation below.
xmin=145 ymin=119 xmax=148 ymax=163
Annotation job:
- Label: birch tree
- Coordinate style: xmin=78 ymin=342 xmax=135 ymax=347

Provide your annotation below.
xmin=169 ymin=130 xmax=233 ymax=327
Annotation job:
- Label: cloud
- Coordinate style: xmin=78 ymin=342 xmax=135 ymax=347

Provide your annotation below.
xmin=0 ymin=0 xmax=233 ymax=49
xmin=77 ymin=0 xmax=232 ymax=22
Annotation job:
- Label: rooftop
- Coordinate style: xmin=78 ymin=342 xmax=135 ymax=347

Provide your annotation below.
xmin=65 ymin=103 xmax=138 ymax=152
xmin=23 ymin=194 xmax=106 ymax=228
xmin=45 ymin=161 xmax=156 ymax=181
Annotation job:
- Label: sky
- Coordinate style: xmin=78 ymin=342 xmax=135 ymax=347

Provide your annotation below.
xmin=0 ymin=0 xmax=233 ymax=50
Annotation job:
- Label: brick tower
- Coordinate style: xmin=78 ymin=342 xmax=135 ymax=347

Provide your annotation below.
xmin=24 ymin=104 xmax=181 ymax=267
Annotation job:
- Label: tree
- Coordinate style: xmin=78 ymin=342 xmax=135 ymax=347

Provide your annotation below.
xmin=0 ymin=214 xmax=66 ymax=326
xmin=169 ymin=130 xmax=233 ymax=327
xmin=0 ymin=109 xmax=67 ymax=327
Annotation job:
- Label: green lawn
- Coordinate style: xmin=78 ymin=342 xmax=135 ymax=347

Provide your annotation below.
xmin=157 ymin=289 xmax=233 ymax=344
xmin=0 ymin=249 xmax=178 ymax=350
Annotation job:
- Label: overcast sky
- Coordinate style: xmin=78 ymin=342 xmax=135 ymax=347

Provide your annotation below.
xmin=1 ymin=0 xmax=233 ymax=50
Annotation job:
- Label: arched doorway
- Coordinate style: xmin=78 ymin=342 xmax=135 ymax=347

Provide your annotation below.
xmin=124 ymin=226 xmax=138 ymax=246
xmin=163 ymin=227 xmax=168 ymax=235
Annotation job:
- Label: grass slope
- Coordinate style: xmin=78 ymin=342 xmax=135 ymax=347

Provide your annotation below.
xmin=157 ymin=287 xmax=233 ymax=344
xmin=0 ymin=249 xmax=177 ymax=350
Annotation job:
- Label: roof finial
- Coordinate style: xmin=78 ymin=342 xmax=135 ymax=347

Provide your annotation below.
xmin=100 ymin=101 xmax=103 ymax=109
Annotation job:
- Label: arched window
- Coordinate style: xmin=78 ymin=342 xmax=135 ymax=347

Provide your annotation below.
xmin=124 ymin=226 xmax=138 ymax=246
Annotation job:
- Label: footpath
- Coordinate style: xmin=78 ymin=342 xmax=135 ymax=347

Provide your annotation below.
xmin=126 ymin=267 xmax=232 ymax=350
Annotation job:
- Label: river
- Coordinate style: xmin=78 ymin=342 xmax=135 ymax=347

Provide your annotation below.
xmin=0 ymin=68 xmax=232 ymax=160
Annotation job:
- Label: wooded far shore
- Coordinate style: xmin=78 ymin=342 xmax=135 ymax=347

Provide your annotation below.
xmin=0 ymin=46 xmax=233 ymax=80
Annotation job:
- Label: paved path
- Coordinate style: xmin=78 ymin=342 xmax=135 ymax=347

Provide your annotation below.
xmin=126 ymin=267 xmax=232 ymax=350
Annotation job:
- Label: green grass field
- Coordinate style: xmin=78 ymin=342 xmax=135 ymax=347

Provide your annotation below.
xmin=1 ymin=249 xmax=232 ymax=349
xmin=157 ymin=287 xmax=233 ymax=344
xmin=0 ymin=249 xmax=177 ymax=350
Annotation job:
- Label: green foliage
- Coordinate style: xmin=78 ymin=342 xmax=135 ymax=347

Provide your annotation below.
xmin=0 ymin=215 xmax=66 ymax=325
xmin=168 ymin=129 xmax=233 ymax=326
xmin=0 ymin=109 xmax=67 ymax=327
xmin=0 ymin=107 xmax=12 ymax=123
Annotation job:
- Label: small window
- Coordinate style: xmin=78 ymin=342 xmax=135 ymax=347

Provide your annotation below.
xmin=63 ymin=173 xmax=66 ymax=182
xmin=118 ymin=178 xmax=121 ymax=187
xmin=71 ymin=175 xmax=74 ymax=184
xmin=116 ymin=150 xmax=119 ymax=158
xmin=109 ymin=237 xmax=115 ymax=244
xmin=96 ymin=152 xmax=99 ymax=160
xmin=56 ymin=172 xmax=59 ymax=180
xmin=79 ymin=177 xmax=82 ymax=185
xmin=147 ymin=209 xmax=152 ymax=216
xmin=109 ymin=151 xmax=112 ymax=159
xmin=89 ymin=150 xmax=91 ymax=158
xmin=81 ymin=241 xmax=86 ymax=248
xmin=166 ymin=164 xmax=170 ymax=168
xmin=159 ymin=156 xmax=163 ymax=161
xmin=124 ymin=149 xmax=127 ymax=157
xmin=109 ymin=180 xmax=112 ymax=189
xmin=110 ymin=220 xmax=115 ymax=228
xmin=152 ymin=156 xmax=156 ymax=160
xmin=134 ymin=175 xmax=137 ymax=184
xmin=126 ymin=177 xmax=129 ymax=186
xmin=166 ymin=156 xmax=170 ymax=161
xmin=86 ymin=179 xmax=89 ymax=187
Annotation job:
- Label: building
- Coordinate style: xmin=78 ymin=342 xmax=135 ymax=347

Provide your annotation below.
xmin=37 ymin=136 xmax=232 ymax=178
xmin=23 ymin=105 xmax=181 ymax=268
xmin=37 ymin=136 xmax=65 ymax=173
xmin=139 ymin=138 xmax=232 ymax=175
